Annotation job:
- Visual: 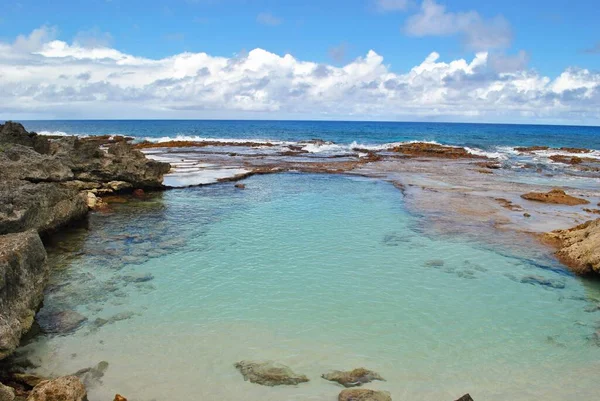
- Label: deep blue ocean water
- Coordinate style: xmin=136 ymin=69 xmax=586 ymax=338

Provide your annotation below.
xmin=18 ymin=120 xmax=600 ymax=150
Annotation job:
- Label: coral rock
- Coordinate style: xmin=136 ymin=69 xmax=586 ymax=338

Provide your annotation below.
xmin=234 ymin=361 xmax=309 ymax=386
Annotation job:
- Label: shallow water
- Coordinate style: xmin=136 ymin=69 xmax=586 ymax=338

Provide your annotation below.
xmin=25 ymin=174 xmax=600 ymax=401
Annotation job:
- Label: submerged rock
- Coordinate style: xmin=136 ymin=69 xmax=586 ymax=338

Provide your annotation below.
xmin=322 ymin=368 xmax=384 ymax=387
xmin=234 ymin=361 xmax=309 ymax=386
xmin=26 ymin=376 xmax=86 ymax=401
xmin=520 ymin=275 xmax=565 ymax=289
xmin=338 ymin=389 xmax=392 ymax=401
xmin=234 ymin=183 xmax=246 ymax=189
xmin=0 ymin=231 xmax=48 ymax=360
xmin=36 ymin=310 xmax=87 ymax=334
xmin=424 ymin=259 xmax=445 ymax=267
xmin=542 ymin=218 xmax=600 ymax=275
xmin=73 ymin=361 xmax=109 ymax=387
xmin=520 ymin=189 xmax=589 ymax=206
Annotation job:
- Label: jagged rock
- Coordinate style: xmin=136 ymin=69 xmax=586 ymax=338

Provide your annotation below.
xmin=521 ymin=189 xmax=589 ymax=205
xmin=0 ymin=181 xmax=88 ymax=235
xmin=26 ymin=376 xmax=86 ymax=401
xmin=322 ymin=368 xmax=384 ymax=387
xmin=0 ymin=145 xmax=73 ymax=182
xmin=114 ymin=395 xmax=127 ymax=401
xmin=338 ymin=389 xmax=392 ymax=401
xmin=391 ymin=143 xmax=483 ymax=159
xmin=455 ymin=394 xmax=474 ymax=401
xmin=10 ymin=373 xmax=45 ymax=388
xmin=36 ymin=310 xmax=87 ymax=334
xmin=0 ymin=382 xmax=15 ymax=401
xmin=104 ymin=181 xmax=132 ymax=192
xmin=543 ymin=218 xmax=600 ymax=275
xmin=0 ymin=122 xmax=49 ymax=154
xmin=0 ymin=231 xmax=48 ymax=360
xmin=234 ymin=361 xmax=309 ymax=386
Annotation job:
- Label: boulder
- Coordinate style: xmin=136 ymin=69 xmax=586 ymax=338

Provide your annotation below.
xmin=0 ymin=181 xmax=88 ymax=235
xmin=0 ymin=231 xmax=48 ymax=360
xmin=114 ymin=395 xmax=127 ymax=401
xmin=0 ymin=382 xmax=15 ymax=401
xmin=322 ymin=368 xmax=384 ymax=387
xmin=0 ymin=145 xmax=73 ymax=182
xmin=0 ymin=122 xmax=49 ymax=154
xmin=543 ymin=218 xmax=600 ymax=275
xmin=26 ymin=376 xmax=86 ymax=401
xmin=338 ymin=389 xmax=392 ymax=401
xmin=234 ymin=361 xmax=309 ymax=386
xmin=521 ymin=189 xmax=589 ymax=206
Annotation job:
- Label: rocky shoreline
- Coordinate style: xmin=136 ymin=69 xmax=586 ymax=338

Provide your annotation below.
xmin=0 ymin=122 xmax=170 ymax=400
xmin=1 ymin=121 xmax=600 ymax=400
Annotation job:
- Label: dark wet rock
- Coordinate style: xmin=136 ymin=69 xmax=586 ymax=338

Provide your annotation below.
xmin=391 ymin=143 xmax=484 ymax=159
xmin=424 ymin=259 xmax=445 ymax=267
xmin=520 ymin=275 xmax=565 ymax=289
xmin=521 ymin=189 xmax=589 ymax=206
xmin=322 ymin=368 xmax=384 ymax=387
xmin=0 ymin=181 xmax=88 ymax=236
xmin=234 ymin=183 xmax=246 ymax=189
xmin=26 ymin=376 xmax=86 ymax=401
xmin=382 ymin=233 xmax=412 ymax=246
xmin=455 ymin=395 xmax=474 ymax=401
xmin=73 ymin=361 xmax=108 ymax=387
xmin=0 ymin=231 xmax=48 ymax=360
xmin=234 ymin=361 xmax=309 ymax=386
xmin=36 ymin=310 xmax=87 ymax=334
xmin=132 ymin=189 xmax=145 ymax=197
xmin=338 ymin=389 xmax=392 ymax=401
xmin=0 ymin=382 xmax=15 ymax=401
xmin=542 ymin=218 xmax=600 ymax=275
xmin=9 ymin=373 xmax=45 ymax=388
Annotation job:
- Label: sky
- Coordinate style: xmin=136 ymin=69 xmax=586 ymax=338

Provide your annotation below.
xmin=0 ymin=0 xmax=599 ymax=124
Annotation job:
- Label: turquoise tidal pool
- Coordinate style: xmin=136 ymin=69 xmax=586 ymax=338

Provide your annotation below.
xmin=26 ymin=173 xmax=600 ymax=401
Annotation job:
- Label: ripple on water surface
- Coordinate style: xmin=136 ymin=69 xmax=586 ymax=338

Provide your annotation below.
xmin=23 ymin=174 xmax=600 ymax=401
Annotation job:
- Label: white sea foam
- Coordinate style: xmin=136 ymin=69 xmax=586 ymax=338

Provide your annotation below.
xmin=37 ymin=130 xmax=78 ymax=137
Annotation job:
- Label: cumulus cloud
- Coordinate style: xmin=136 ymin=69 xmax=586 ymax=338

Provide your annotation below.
xmin=0 ymin=27 xmax=599 ymax=123
xmin=405 ymin=0 xmax=512 ymax=51
xmin=256 ymin=12 xmax=283 ymax=26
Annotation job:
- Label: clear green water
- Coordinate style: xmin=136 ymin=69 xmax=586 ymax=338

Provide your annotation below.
xmin=26 ymin=174 xmax=600 ymax=401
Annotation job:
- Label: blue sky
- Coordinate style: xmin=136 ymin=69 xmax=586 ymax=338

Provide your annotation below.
xmin=0 ymin=0 xmax=599 ymax=123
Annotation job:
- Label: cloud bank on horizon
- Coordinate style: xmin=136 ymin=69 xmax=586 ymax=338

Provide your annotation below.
xmin=1 ymin=0 xmax=599 ymax=124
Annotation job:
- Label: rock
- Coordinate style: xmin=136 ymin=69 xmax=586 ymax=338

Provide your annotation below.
xmin=121 ymin=273 xmax=154 ymax=283
xmin=0 ymin=122 xmax=49 ymax=154
xmin=0 ymin=231 xmax=48 ymax=360
xmin=338 ymin=389 xmax=392 ymax=401
xmin=520 ymin=275 xmax=565 ymax=289
xmin=322 ymin=368 xmax=384 ymax=387
xmin=234 ymin=361 xmax=309 ymax=386
xmin=36 ymin=310 xmax=87 ymax=334
xmin=455 ymin=395 xmax=474 ymax=401
xmin=0 ymin=145 xmax=73 ymax=182
xmin=104 ymin=181 xmax=133 ymax=192
xmin=543 ymin=219 xmax=600 ymax=275
xmin=26 ymin=376 xmax=86 ymax=401
xmin=0 ymin=181 xmax=88 ymax=235
xmin=520 ymin=189 xmax=589 ymax=206
xmin=10 ymin=373 xmax=45 ymax=388
xmin=234 ymin=183 xmax=246 ymax=189
xmin=73 ymin=361 xmax=109 ymax=387
xmin=424 ymin=259 xmax=445 ymax=267
xmin=114 ymin=395 xmax=127 ymax=401
xmin=0 ymin=382 xmax=15 ymax=401
xmin=132 ymin=189 xmax=144 ymax=197
xmin=391 ymin=143 xmax=484 ymax=159
xmin=86 ymin=192 xmax=98 ymax=209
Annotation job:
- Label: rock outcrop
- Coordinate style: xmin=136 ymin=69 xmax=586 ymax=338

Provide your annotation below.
xmin=322 ymin=368 xmax=384 ymax=387
xmin=338 ymin=388 xmax=392 ymax=401
xmin=391 ymin=143 xmax=484 ymax=159
xmin=0 ymin=382 xmax=15 ymax=401
xmin=26 ymin=376 xmax=86 ymax=401
xmin=0 ymin=121 xmax=170 ymax=361
xmin=520 ymin=189 xmax=589 ymax=205
xmin=234 ymin=361 xmax=309 ymax=386
xmin=0 ymin=231 xmax=48 ymax=360
xmin=543 ymin=218 xmax=600 ymax=275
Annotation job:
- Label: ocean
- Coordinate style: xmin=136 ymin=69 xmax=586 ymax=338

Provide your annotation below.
xmin=16 ymin=120 xmax=600 ymax=401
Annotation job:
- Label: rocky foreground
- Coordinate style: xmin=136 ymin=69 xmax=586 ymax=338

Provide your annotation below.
xmin=0 ymin=122 xmax=170 ymax=400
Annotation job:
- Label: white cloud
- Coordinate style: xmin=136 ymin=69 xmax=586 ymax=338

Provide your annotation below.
xmin=0 ymin=27 xmax=599 ymax=123
xmin=374 ymin=0 xmax=411 ymax=12
xmin=256 ymin=12 xmax=283 ymax=26
xmin=405 ymin=0 xmax=512 ymax=51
